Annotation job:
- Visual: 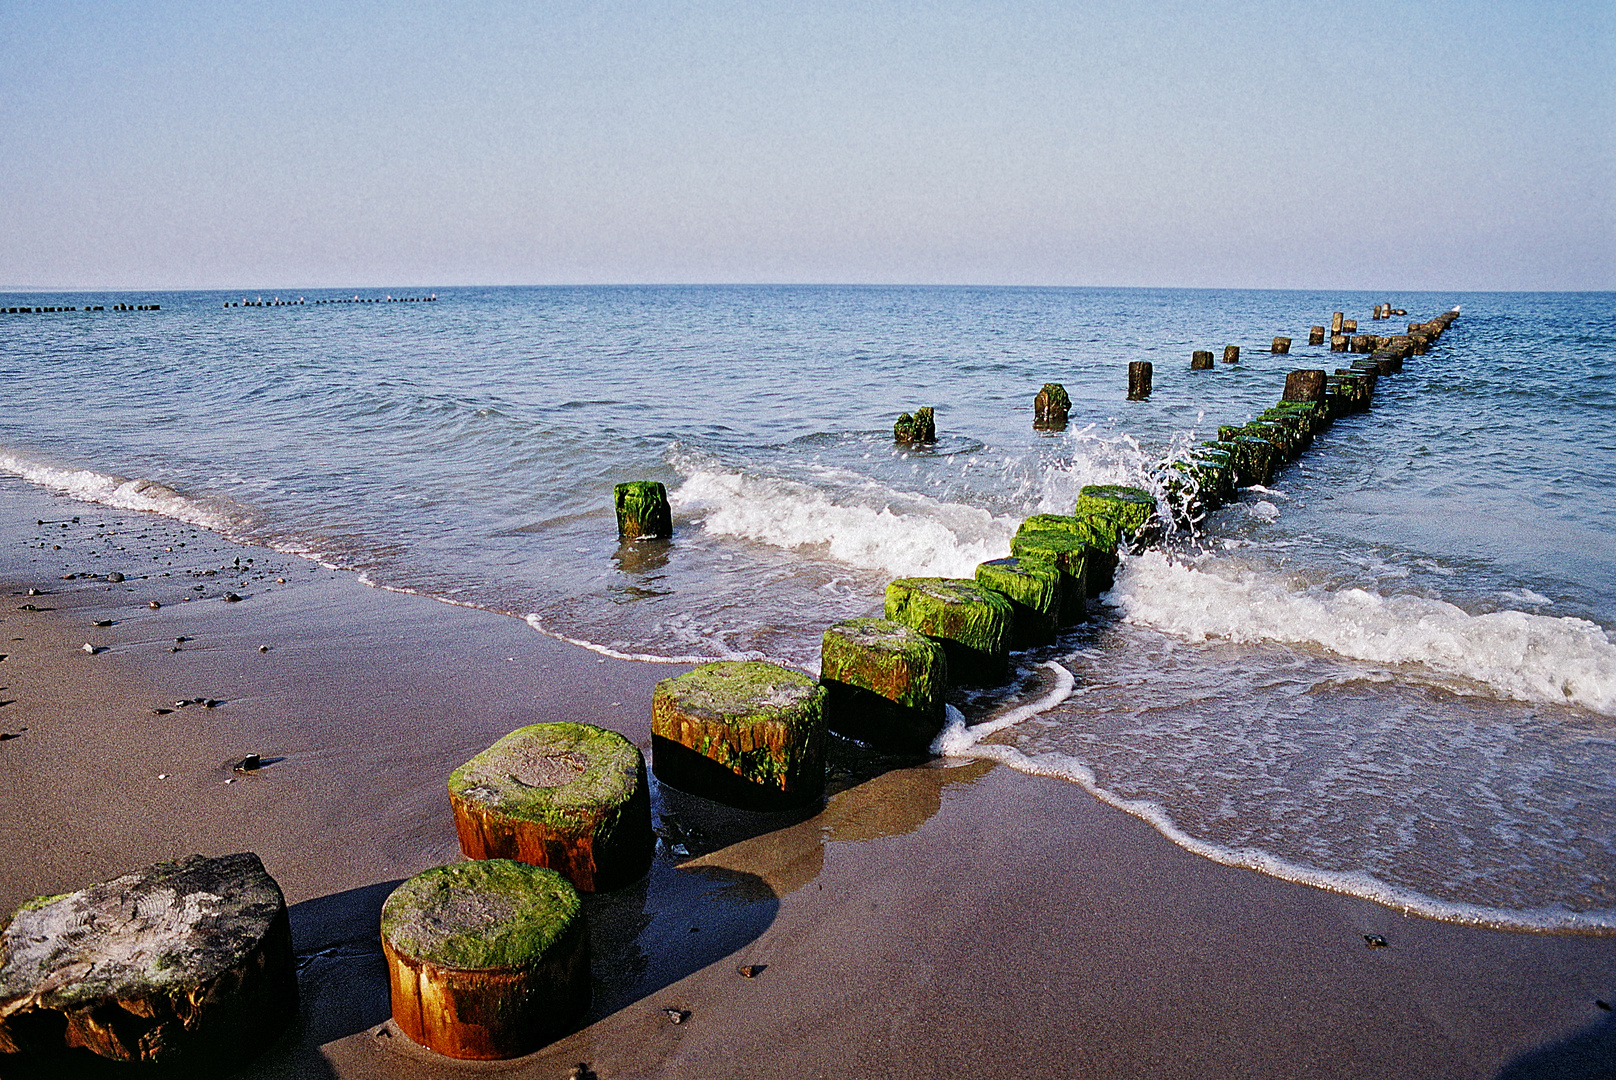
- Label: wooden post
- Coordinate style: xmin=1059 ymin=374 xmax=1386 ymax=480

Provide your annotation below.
xmin=614 ymin=481 xmax=672 ymax=540
xmin=885 ymin=578 xmax=1013 ymax=685
xmin=1222 ymin=345 xmax=1240 ymax=364
xmin=1309 ymin=326 xmax=1325 ymax=345
xmin=894 ymin=406 xmax=937 ymax=444
xmin=1271 ymin=337 xmax=1291 ymax=354
xmin=1330 ymin=312 xmax=1344 ymax=335
xmin=821 ymin=617 xmax=949 ymax=751
xmin=382 ymin=861 xmax=589 ymax=1060
xmin=1127 ymin=361 xmax=1152 ymax=400
xmin=449 ymin=722 xmax=654 ymax=892
xmin=1191 ymin=350 xmax=1214 ymax=369
xmin=1330 ymin=334 xmax=1349 ymax=352
xmin=1033 ymin=383 xmax=1070 ymax=428
xmin=1282 ymin=369 xmax=1327 ymax=403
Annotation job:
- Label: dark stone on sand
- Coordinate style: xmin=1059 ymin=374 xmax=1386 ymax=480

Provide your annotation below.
xmin=222 ymin=593 xmax=242 ymax=603
xmin=149 ymin=601 xmax=161 ymax=609
xmin=0 ymin=853 xmax=297 ymax=1077
xmin=107 ymin=573 xmax=124 ymax=583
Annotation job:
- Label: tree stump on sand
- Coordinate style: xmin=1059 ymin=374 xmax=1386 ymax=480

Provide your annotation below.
xmin=381 ymin=860 xmax=588 ymax=1060
xmin=449 ymin=722 xmax=653 ymax=892
xmin=894 ymin=407 xmax=936 ymax=445
xmin=652 ymin=661 xmax=827 ymax=810
xmin=0 ymin=852 xmax=296 ymax=1078
xmin=1033 ymin=383 xmax=1070 ymax=428
xmin=975 ymin=557 xmax=1060 ymax=647
xmin=1190 ymin=350 xmax=1214 ymax=370
xmin=1272 ymin=336 xmax=1291 ymax=354
xmin=1074 ymin=484 xmax=1158 ymax=548
xmin=884 ymin=578 xmax=1012 ymax=686
xmin=820 ymin=618 xmax=948 ymax=753
xmin=1222 ymin=345 xmax=1240 ymax=364
xmin=614 ymin=481 xmax=671 ymax=540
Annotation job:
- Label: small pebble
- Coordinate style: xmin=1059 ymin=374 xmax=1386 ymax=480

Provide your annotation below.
xmin=276 ymin=578 xmax=286 ymax=584
xmin=224 ymin=777 xmax=235 ymax=784
xmin=233 ymin=754 xmax=261 ymax=772
xmin=663 ymin=1008 xmax=689 ymax=1025
xmin=26 ymin=588 xmax=40 ymax=596
xmin=258 ymin=645 xmax=269 ymax=652
xmin=81 ymin=643 xmax=96 ymax=654
xmin=1597 ymin=1000 xmax=1612 ymax=1012
xmin=153 ymin=708 xmax=172 ymax=715
xmin=149 ymin=600 xmax=161 ymax=609
xmin=738 ymin=964 xmax=766 ymax=979
xmin=108 ymin=573 xmax=124 ymax=582
xmin=1364 ymin=934 xmax=1388 ymax=948
xmin=157 ymin=773 xmax=168 ymax=780
xmin=93 ymin=620 xmax=113 ymax=627
xmin=567 ymin=1064 xmax=596 ymax=1080
xmin=223 ymin=592 xmax=242 ymax=602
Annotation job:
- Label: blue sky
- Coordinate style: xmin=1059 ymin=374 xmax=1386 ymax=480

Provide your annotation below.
xmin=2 ymin=0 xmax=1611 ymax=290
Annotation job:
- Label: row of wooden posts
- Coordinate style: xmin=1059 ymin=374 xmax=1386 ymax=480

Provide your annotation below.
xmin=0 ymin=306 xmax=1462 ymax=1072
xmin=224 ymin=295 xmax=438 ymax=307
xmin=1 ymin=303 xmax=149 ymax=313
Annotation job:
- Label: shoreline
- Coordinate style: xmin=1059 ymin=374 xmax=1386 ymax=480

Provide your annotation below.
xmin=3 ymin=476 xmax=1616 ymax=1078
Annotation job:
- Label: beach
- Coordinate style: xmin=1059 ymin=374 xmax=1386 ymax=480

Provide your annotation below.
xmin=5 ymin=472 xmax=1616 ymax=1079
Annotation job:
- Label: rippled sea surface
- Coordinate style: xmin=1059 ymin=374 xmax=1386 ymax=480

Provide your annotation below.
xmin=4 ymin=285 xmax=1614 ymax=928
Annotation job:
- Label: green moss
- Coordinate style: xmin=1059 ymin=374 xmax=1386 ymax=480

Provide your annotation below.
xmin=381 ymin=860 xmax=582 ymax=971
xmin=13 ymin=893 xmax=69 ymax=916
xmin=884 ymin=577 xmax=1012 ymax=683
xmin=820 ymin=618 xmax=946 ymax=711
xmin=975 ymin=557 xmax=1060 ymax=646
xmin=894 ymin=407 xmax=937 ymax=444
xmin=614 ymin=481 xmax=671 ymax=540
xmin=448 ymin=723 xmax=643 ymax=833
xmin=1074 ymin=484 xmax=1157 ymax=540
xmin=653 ymin=662 xmax=826 ymax=789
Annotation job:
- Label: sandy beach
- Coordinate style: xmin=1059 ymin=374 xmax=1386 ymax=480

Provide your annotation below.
xmin=3 ymin=475 xmax=1614 ymax=1080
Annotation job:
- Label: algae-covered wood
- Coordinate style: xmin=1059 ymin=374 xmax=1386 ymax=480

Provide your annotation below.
xmin=614 ymin=481 xmax=672 ymax=540
xmin=820 ymin=618 xmax=948 ymax=753
xmin=449 ymin=722 xmax=653 ymax=892
xmin=1074 ymin=484 xmax=1158 ymax=546
xmin=652 ymin=661 xmax=828 ymax=809
xmin=974 ymin=557 xmax=1059 ymax=647
xmin=884 ymin=577 xmax=1012 ymax=685
xmin=0 ymin=852 xmax=297 ymax=1078
xmin=381 ymin=860 xmax=589 ymax=1060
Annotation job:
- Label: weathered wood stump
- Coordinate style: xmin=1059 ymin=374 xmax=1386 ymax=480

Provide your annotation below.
xmin=1127 ymin=362 xmax=1152 ymax=400
xmin=894 ymin=407 xmax=936 ymax=445
xmin=884 ymin=578 xmax=1012 ymax=685
xmin=820 ymin=618 xmax=948 ymax=753
xmin=1033 ymin=383 xmax=1070 ymax=428
xmin=449 ymin=722 xmax=653 ymax=892
xmin=1075 ymin=484 xmax=1158 ymax=547
xmin=1330 ymin=334 xmax=1349 ymax=352
xmin=1282 ymin=369 xmax=1327 ymax=403
xmin=1271 ymin=336 xmax=1291 ymax=354
xmin=1190 ymin=350 xmax=1214 ymax=370
xmin=1343 ymin=319 xmax=1357 ymax=333
xmin=1226 ymin=436 xmax=1277 ymax=487
xmin=652 ymin=661 xmax=827 ymax=809
xmin=975 ymin=557 xmax=1060 ymax=647
xmin=1181 ymin=446 xmax=1236 ymax=511
xmin=381 ymin=860 xmax=588 ymax=1060
xmin=1309 ymin=326 xmax=1325 ymax=346
xmin=1330 ymin=312 xmax=1344 ymax=335
xmin=1222 ymin=344 xmax=1240 ymax=364
xmin=614 ymin=481 xmax=672 ymax=540
xmin=0 ymin=853 xmax=297 ymax=1078
xmin=1011 ymin=513 xmax=1112 ymax=603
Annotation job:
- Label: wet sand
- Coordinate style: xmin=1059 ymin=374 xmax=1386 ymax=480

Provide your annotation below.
xmin=2 ymin=476 xmax=1614 ymax=1079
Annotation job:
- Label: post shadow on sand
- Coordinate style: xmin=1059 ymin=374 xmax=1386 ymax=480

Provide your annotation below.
xmin=1496 ymin=1009 xmax=1616 ymax=1080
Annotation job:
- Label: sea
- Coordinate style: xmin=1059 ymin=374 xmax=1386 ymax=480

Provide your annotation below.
xmin=3 ymin=285 xmax=1613 ymax=932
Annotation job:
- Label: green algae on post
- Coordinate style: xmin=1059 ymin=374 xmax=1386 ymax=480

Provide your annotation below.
xmin=614 ymin=480 xmax=672 ymax=540
xmin=820 ymin=618 xmax=949 ymax=753
xmin=381 ymin=860 xmax=588 ymax=1061
xmin=1007 ymin=524 xmax=1091 ymax=621
xmin=449 ymin=722 xmax=653 ymax=892
xmin=894 ymin=406 xmax=937 ymax=444
xmin=0 ymin=852 xmax=297 ymax=1076
xmin=1074 ymin=484 xmax=1158 ymax=546
xmin=884 ymin=577 xmax=1013 ymax=685
xmin=1034 ymin=383 xmax=1071 ymax=428
xmin=652 ymin=660 xmax=828 ymax=810
xmin=975 ymin=557 xmax=1060 ymax=647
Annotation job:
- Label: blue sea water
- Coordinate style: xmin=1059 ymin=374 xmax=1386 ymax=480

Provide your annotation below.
xmin=3 ymin=285 xmax=1614 ymax=929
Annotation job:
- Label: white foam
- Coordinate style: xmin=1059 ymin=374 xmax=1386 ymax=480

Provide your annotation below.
xmin=1109 ymin=550 xmax=1616 ymax=714
xmin=0 ymin=450 xmax=241 ymax=534
xmin=670 ymin=466 xmax=1018 ymax=580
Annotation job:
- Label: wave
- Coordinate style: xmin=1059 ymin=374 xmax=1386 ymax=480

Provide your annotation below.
xmin=0 ymin=449 xmax=247 ymax=535
xmin=1109 ymin=549 xmax=1616 ymax=714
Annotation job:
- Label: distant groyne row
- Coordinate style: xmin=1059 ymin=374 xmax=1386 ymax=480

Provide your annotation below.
xmin=1 ymin=303 xmax=153 ymax=314
xmin=224 ymin=294 xmax=437 ymax=307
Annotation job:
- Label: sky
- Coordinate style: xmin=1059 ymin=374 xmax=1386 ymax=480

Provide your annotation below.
xmin=1 ymin=0 xmax=1611 ymax=291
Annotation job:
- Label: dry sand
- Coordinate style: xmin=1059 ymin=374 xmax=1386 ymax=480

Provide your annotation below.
xmin=2 ymin=475 xmax=1614 ymax=1079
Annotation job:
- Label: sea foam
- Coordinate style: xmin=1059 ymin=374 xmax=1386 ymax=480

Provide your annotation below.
xmin=1109 ymin=549 xmax=1616 ymax=714
xmin=0 ymin=450 xmax=243 ymax=535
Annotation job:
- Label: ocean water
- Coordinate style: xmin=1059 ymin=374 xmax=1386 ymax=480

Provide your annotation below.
xmin=4 ymin=285 xmax=1614 ymax=930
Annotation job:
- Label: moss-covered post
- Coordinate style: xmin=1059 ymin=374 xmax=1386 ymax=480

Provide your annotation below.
xmin=1191 ymin=350 xmax=1214 ymax=370
xmin=448 ymin=722 xmax=653 ymax=892
xmin=0 ymin=853 xmax=297 ymax=1076
xmin=894 ymin=407 xmax=937 ymax=445
xmin=381 ymin=861 xmax=589 ymax=1060
xmin=1127 ymin=361 xmax=1152 ymax=400
xmin=614 ymin=481 xmax=672 ymax=540
xmin=1074 ymin=484 xmax=1159 ymax=549
xmin=1010 ymin=513 xmax=1112 ymax=604
xmin=1033 ymin=383 xmax=1070 ymax=428
xmin=820 ymin=618 xmax=948 ymax=753
xmin=975 ymin=557 xmax=1060 ymax=647
xmin=652 ymin=661 xmax=827 ymax=810
xmin=1272 ymin=336 xmax=1291 ymax=354
xmin=1222 ymin=345 xmax=1240 ymax=364
xmin=885 ymin=577 xmax=1013 ymax=685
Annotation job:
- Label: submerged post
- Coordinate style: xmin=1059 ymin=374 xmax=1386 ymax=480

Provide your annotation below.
xmin=1191 ymin=350 xmax=1214 ymax=370
xmin=1033 ymin=383 xmax=1070 ymax=428
xmin=1309 ymin=326 xmax=1325 ymax=346
xmin=1222 ymin=345 xmax=1240 ymax=364
xmin=1272 ymin=336 xmax=1291 ymax=354
xmin=1127 ymin=362 xmax=1153 ymax=400
xmin=614 ymin=481 xmax=672 ymax=540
